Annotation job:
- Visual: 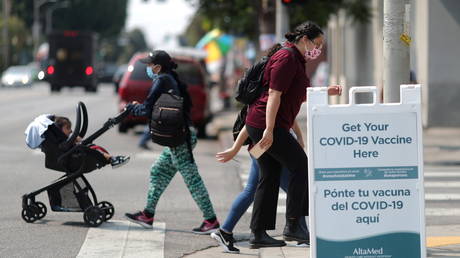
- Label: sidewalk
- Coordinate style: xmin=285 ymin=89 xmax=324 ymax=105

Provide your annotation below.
xmin=195 ymin=111 xmax=460 ymax=257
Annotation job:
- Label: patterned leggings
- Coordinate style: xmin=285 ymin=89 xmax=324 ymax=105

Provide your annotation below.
xmin=144 ymin=130 xmax=216 ymax=220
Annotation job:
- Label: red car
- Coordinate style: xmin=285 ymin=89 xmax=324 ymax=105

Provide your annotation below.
xmin=117 ymin=52 xmax=211 ymax=137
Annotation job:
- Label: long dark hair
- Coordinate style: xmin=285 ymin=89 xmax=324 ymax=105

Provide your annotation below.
xmin=156 ymin=53 xmax=193 ymax=116
xmin=285 ymin=21 xmax=323 ymax=43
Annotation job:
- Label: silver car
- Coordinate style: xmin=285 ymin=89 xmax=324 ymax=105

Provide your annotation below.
xmin=1 ymin=65 xmax=36 ymax=87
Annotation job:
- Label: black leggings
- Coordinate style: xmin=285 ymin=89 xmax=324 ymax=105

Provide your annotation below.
xmin=246 ymin=125 xmax=309 ymax=231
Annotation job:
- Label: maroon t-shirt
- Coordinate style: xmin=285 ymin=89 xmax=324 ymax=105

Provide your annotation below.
xmin=246 ymin=43 xmax=310 ymax=130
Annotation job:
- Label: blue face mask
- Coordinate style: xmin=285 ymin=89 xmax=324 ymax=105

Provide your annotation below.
xmin=146 ymin=66 xmax=158 ymax=80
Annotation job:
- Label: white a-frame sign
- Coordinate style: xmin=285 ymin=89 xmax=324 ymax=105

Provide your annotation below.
xmin=307 ymin=85 xmax=425 ymax=258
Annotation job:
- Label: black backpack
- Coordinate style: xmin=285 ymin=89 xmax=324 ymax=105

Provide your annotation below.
xmin=232 ymin=47 xmax=294 ymax=144
xmin=150 ymin=90 xmax=187 ymax=147
xmin=234 ymin=57 xmax=269 ymax=105
xmin=235 ymin=47 xmax=293 ymax=105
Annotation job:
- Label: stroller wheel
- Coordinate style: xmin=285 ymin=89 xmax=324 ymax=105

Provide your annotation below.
xmin=21 ymin=206 xmax=38 ymax=223
xmin=97 ymin=201 xmax=114 ymax=221
xmin=34 ymin=202 xmax=47 ymax=220
xmin=21 ymin=202 xmax=47 ymax=223
xmin=83 ymin=206 xmax=105 ymax=227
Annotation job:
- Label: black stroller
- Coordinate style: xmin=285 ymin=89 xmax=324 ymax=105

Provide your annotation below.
xmin=21 ymin=102 xmax=132 ymax=227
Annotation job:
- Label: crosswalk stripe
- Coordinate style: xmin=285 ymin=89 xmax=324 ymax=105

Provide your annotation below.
xmin=240 ymin=172 xmax=460 ymax=180
xmin=425 ymin=181 xmax=460 ymax=187
xmin=425 ymin=193 xmax=460 ymax=201
xmin=77 ymin=220 xmax=165 ymax=258
xmin=425 ymin=172 xmax=460 ymax=178
xmin=246 ymin=206 xmax=460 ymax=216
xmin=240 ymin=167 xmax=460 ymax=215
xmin=425 ymin=208 xmax=460 ymax=216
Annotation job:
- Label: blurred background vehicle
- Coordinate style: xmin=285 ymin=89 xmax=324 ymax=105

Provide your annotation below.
xmin=112 ymin=64 xmax=128 ymax=93
xmin=98 ymin=62 xmax=118 ymax=83
xmin=117 ymin=51 xmax=212 ymax=138
xmin=1 ymin=65 xmax=36 ymax=87
xmin=46 ymin=31 xmax=99 ymax=92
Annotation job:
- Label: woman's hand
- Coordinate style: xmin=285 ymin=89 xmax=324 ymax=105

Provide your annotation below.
xmin=259 ymin=128 xmax=273 ymax=150
xmin=216 ymin=147 xmax=239 ymax=163
xmin=132 ymin=101 xmax=140 ymax=105
xmin=327 ymin=85 xmax=342 ymax=96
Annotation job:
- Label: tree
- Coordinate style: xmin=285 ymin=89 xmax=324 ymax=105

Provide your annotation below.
xmin=117 ymin=28 xmax=149 ymax=64
xmin=0 ymin=15 xmax=30 ymax=68
xmin=11 ymin=0 xmax=128 ymax=38
xmin=52 ymin=0 xmax=128 ymax=38
xmin=185 ymin=0 xmax=370 ymax=49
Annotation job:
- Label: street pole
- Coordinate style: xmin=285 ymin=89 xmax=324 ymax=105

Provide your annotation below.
xmin=33 ymin=0 xmax=40 ymax=59
xmin=33 ymin=0 xmax=55 ymax=60
xmin=276 ymin=0 xmax=289 ymax=43
xmin=383 ymin=0 xmax=410 ymax=103
xmin=46 ymin=1 xmax=69 ymax=35
xmin=2 ymin=0 xmax=10 ymax=70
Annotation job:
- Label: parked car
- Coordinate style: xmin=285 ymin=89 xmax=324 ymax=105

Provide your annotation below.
xmin=98 ymin=62 xmax=118 ymax=83
xmin=117 ymin=52 xmax=212 ymax=137
xmin=1 ymin=65 xmax=36 ymax=87
xmin=112 ymin=64 xmax=128 ymax=93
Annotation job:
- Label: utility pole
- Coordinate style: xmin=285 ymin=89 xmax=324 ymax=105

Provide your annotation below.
xmin=383 ymin=0 xmax=410 ymax=103
xmin=33 ymin=0 xmax=56 ymax=59
xmin=46 ymin=1 xmax=69 ymax=35
xmin=2 ymin=0 xmax=10 ymax=70
xmin=276 ymin=0 xmax=289 ymax=43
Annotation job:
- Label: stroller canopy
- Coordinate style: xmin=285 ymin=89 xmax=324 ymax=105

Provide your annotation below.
xmin=24 ymin=114 xmax=54 ymax=149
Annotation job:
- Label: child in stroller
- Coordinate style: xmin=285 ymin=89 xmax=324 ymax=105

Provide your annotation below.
xmin=53 ymin=115 xmax=130 ymax=169
xmin=21 ymin=102 xmax=133 ymax=227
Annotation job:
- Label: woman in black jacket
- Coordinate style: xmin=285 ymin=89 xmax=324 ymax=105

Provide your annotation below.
xmin=125 ymin=50 xmax=219 ymax=234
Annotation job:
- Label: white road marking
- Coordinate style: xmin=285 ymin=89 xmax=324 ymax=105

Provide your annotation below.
xmin=425 ymin=172 xmax=460 ymax=178
xmin=425 ymin=193 xmax=460 ymax=201
xmin=425 ymin=181 xmax=460 ymax=188
xmin=134 ymin=151 xmax=160 ymax=160
xmin=76 ymin=220 xmax=165 ymax=258
xmin=425 ymin=208 xmax=460 ymax=216
xmin=240 ymin=166 xmax=460 ymax=214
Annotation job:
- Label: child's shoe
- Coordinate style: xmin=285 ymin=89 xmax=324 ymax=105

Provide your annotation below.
xmin=111 ymin=155 xmax=130 ymax=169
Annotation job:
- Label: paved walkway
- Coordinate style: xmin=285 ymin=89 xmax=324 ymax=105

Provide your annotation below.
xmin=191 ymin=117 xmax=460 ymax=257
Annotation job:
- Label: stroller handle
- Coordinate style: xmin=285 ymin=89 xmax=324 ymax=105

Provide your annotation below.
xmin=61 ymin=102 xmax=84 ymax=150
xmin=80 ymin=105 xmax=133 ymax=145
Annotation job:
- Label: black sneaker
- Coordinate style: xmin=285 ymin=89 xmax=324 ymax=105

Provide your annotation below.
xmin=125 ymin=211 xmax=154 ymax=229
xmin=111 ymin=155 xmax=130 ymax=169
xmin=211 ymin=229 xmax=240 ymax=254
xmin=296 ymin=239 xmax=310 ymax=247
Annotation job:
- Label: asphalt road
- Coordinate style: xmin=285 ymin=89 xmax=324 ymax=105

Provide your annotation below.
xmin=0 ymin=82 xmax=246 ymax=258
xmin=2 ymin=82 xmax=459 ymax=258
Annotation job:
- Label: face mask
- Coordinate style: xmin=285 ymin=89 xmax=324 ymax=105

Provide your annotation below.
xmin=146 ymin=66 xmax=158 ymax=80
xmin=305 ymin=48 xmax=322 ymax=60
xmin=304 ymin=39 xmax=322 ymax=60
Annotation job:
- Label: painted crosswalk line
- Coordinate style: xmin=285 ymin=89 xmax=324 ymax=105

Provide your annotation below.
xmin=425 ymin=181 xmax=460 ymax=187
xmin=425 ymin=193 xmax=460 ymax=201
xmin=77 ymin=220 xmax=165 ymax=258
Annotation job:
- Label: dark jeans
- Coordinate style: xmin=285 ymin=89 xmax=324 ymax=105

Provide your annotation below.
xmin=221 ymin=156 xmax=308 ymax=233
xmin=246 ymin=125 xmax=309 ymax=231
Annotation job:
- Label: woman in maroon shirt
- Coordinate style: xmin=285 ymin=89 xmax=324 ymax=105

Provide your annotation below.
xmin=246 ymin=22 xmax=342 ymax=248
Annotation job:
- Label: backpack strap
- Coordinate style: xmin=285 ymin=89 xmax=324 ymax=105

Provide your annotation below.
xmin=162 ymin=73 xmax=195 ymax=163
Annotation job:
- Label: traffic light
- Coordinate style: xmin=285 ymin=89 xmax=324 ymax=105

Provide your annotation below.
xmin=281 ymin=0 xmax=307 ymax=5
